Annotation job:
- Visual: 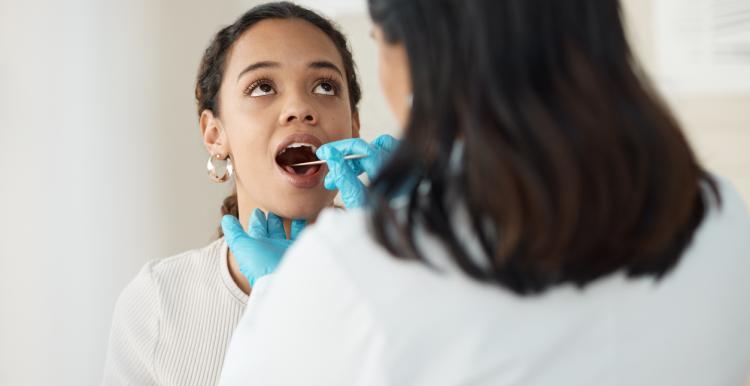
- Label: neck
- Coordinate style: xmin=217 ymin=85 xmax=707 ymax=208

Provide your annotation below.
xmin=225 ymin=189 xmax=328 ymax=295
xmin=225 ymin=217 xmax=294 ymax=295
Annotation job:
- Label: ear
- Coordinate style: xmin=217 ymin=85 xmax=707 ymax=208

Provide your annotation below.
xmin=351 ymin=110 xmax=361 ymax=138
xmin=200 ymin=109 xmax=230 ymax=156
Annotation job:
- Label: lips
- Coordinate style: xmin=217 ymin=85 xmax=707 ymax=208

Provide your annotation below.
xmin=274 ymin=133 xmax=326 ymax=189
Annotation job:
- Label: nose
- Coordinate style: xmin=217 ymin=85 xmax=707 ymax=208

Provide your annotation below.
xmin=279 ymin=93 xmax=318 ymax=126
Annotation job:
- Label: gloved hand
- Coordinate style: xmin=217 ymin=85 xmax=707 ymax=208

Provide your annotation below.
xmin=221 ymin=208 xmax=306 ymax=286
xmin=315 ymin=134 xmax=400 ymax=208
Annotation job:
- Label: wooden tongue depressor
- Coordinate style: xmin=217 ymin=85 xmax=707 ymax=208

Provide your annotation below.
xmin=289 ymin=154 xmax=368 ymax=167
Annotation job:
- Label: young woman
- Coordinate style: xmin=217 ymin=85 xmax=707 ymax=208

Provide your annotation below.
xmin=218 ymin=0 xmax=750 ymax=384
xmin=103 ymin=3 xmax=362 ymax=384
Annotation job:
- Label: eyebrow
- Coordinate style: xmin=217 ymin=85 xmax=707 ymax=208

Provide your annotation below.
xmin=308 ymin=60 xmax=344 ymax=78
xmin=236 ymin=60 xmax=344 ymax=83
xmin=236 ymin=61 xmax=280 ymax=82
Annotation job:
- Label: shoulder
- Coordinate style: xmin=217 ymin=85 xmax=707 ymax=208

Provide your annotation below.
xmin=132 ymin=238 xmax=233 ymax=303
xmin=677 ymin=175 xmax=750 ymax=276
xmin=105 ymin=239 xmax=230 ymax=376
xmin=111 ymin=259 xmax=161 ymax=327
xmin=689 ymin=175 xmax=750 ymax=259
xmin=146 ymin=238 xmax=226 ymax=284
xmin=111 ymin=238 xmax=227 ymax=327
xmin=709 ymin=175 xmax=750 ymax=224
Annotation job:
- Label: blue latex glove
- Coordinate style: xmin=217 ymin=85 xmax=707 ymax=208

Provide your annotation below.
xmin=316 ymin=134 xmax=400 ymax=208
xmin=221 ymin=208 xmax=306 ymax=286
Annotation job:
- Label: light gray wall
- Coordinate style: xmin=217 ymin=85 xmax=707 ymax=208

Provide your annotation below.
xmin=0 ymin=1 xmax=266 ymax=384
xmin=622 ymin=0 xmax=750 ymax=201
xmin=0 ymin=1 xmax=747 ymax=385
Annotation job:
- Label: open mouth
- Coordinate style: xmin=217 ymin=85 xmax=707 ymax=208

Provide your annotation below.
xmin=275 ymin=143 xmax=321 ymax=176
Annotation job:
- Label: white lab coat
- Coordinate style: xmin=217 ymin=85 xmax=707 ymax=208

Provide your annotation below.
xmin=219 ymin=177 xmax=750 ymax=386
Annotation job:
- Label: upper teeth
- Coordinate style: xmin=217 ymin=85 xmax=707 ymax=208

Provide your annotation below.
xmin=284 ymin=143 xmax=317 ymax=151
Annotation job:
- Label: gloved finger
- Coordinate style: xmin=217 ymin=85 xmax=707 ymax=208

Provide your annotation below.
xmin=354 ymin=135 xmax=398 ymax=178
xmin=324 ymin=161 xmax=361 ymax=190
xmin=318 ymin=137 xmax=374 ymax=157
xmin=317 ymin=138 xmax=375 ymax=177
xmin=357 ymin=135 xmax=400 ymax=179
xmin=333 ymin=167 xmax=367 ymax=208
xmin=248 ymin=208 xmax=268 ymax=238
xmin=319 ymin=137 xmax=394 ymax=180
xmin=344 ymin=148 xmax=383 ymax=181
xmin=354 ymin=135 xmax=398 ymax=180
xmin=359 ymin=153 xmax=386 ymax=181
xmin=266 ymin=212 xmax=287 ymax=240
xmin=323 ymin=147 xmax=367 ymax=208
xmin=319 ymin=146 xmax=359 ymax=190
xmin=222 ymin=215 xmax=252 ymax=252
xmin=372 ymin=134 xmax=399 ymax=154
xmin=290 ymin=219 xmax=307 ymax=240
xmin=346 ymin=141 xmax=382 ymax=178
xmin=344 ymin=157 xmax=366 ymax=177
xmin=320 ymin=146 xmax=342 ymax=190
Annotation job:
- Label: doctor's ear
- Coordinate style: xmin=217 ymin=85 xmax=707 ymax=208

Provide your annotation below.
xmin=351 ymin=111 xmax=361 ymax=138
xmin=200 ymin=109 xmax=230 ymax=156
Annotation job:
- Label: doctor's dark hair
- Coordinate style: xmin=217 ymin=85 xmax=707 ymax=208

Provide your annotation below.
xmin=195 ymin=2 xmax=361 ymax=237
xmin=367 ymin=0 xmax=720 ymax=295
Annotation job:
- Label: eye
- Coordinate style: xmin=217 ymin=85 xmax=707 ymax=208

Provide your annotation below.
xmin=313 ymin=81 xmax=337 ymax=96
xmin=246 ymin=81 xmax=276 ymax=97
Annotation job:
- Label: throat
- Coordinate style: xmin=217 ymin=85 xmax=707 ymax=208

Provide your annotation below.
xmin=276 ymin=146 xmax=320 ymax=175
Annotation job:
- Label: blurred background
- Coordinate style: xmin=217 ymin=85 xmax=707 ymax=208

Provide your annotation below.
xmin=0 ymin=0 xmax=747 ymax=384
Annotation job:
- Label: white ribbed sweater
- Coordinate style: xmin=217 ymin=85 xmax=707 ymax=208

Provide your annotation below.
xmin=103 ymin=238 xmax=248 ymax=386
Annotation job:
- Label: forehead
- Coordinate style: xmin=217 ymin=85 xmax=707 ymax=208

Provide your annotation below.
xmin=225 ymin=18 xmax=345 ymax=77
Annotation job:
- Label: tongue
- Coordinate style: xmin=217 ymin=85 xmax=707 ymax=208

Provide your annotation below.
xmin=277 ymin=146 xmax=320 ymax=176
xmin=284 ymin=164 xmax=320 ymax=176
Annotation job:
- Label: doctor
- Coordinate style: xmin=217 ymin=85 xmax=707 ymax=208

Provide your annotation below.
xmin=218 ymin=0 xmax=750 ymax=384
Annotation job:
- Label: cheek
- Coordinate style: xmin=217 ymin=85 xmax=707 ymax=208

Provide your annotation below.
xmin=320 ymin=104 xmax=355 ymax=140
xmin=378 ymin=53 xmax=401 ymax=116
xmin=378 ymin=46 xmax=398 ymax=91
xmin=225 ymin=110 xmax=276 ymax=169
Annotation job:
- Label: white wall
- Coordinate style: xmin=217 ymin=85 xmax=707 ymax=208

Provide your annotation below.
xmin=0 ymin=0 xmax=268 ymax=384
xmin=0 ymin=1 xmax=747 ymax=385
xmin=622 ymin=0 xmax=750 ymax=202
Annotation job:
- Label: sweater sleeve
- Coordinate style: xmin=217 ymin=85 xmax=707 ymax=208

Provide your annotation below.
xmin=102 ymin=261 xmax=161 ymax=386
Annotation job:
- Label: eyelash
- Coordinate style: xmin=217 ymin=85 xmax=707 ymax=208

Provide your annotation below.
xmin=242 ymin=76 xmax=342 ymax=97
xmin=315 ymin=76 xmax=341 ymax=95
xmin=243 ymin=78 xmax=275 ymax=96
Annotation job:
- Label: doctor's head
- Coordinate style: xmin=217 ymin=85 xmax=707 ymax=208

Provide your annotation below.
xmin=367 ymin=0 xmax=718 ymax=295
xmin=196 ymin=2 xmax=361 ymax=234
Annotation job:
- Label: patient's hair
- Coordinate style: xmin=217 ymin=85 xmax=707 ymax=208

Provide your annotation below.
xmin=195 ymin=2 xmax=361 ymax=237
xmin=367 ymin=0 xmax=721 ymax=295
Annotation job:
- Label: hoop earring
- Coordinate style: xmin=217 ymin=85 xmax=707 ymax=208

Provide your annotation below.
xmin=207 ymin=154 xmax=233 ymax=183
